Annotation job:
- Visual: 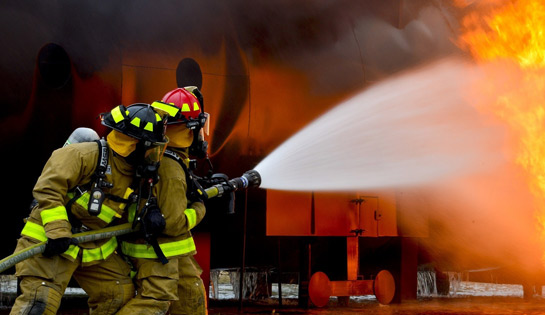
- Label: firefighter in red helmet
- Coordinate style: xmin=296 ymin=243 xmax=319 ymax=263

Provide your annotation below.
xmin=117 ymin=87 xmax=207 ymax=314
xmin=10 ymin=103 xmax=168 ymax=314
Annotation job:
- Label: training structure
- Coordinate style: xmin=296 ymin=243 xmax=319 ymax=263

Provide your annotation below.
xmin=3 ymin=1 xmax=545 ymax=309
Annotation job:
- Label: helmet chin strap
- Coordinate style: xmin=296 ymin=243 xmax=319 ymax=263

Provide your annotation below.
xmin=189 ymin=127 xmax=208 ymax=159
xmin=187 ymin=110 xmax=208 ymax=159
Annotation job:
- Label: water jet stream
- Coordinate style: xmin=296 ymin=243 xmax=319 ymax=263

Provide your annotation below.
xmin=255 ymin=57 xmax=506 ymax=192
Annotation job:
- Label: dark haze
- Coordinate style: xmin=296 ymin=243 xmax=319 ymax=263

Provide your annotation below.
xmin=0 ymin=0 xmax=505 ymax=280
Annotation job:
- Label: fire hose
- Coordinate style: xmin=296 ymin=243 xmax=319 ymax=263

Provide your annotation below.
xmin=0 ymin=223 xmax=135 ymax=273
xmin=0 ymin=170 xmax=261 ymax=273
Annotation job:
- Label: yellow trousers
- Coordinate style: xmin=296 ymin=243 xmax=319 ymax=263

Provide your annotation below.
xmin=169 ymin=255 xmax=207 ymax=315
xmin=116 ymin=257 xmax=179 ymax=314
xmin=10 ymin=237 xmax=134 ymax=315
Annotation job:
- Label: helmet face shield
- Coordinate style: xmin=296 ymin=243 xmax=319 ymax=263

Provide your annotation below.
xmin=144 ymin=136 xmax=169 ymax=165
xmin=202 ymin=112 xmax=210 ymax=136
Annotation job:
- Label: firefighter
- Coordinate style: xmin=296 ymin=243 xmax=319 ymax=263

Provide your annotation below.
xmin=162 ymin=87 xmax=208 ymax=315
xmin=10 ymin=103 xmax=168 ymax=314
xmin=117 ymin=87 xmax=208 ymax=314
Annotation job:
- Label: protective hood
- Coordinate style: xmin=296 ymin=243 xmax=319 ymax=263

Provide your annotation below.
xmin=166 ymin=124 xmax=193 ymax=149
xmin=107 ymin=130 xmax=139 ymax=157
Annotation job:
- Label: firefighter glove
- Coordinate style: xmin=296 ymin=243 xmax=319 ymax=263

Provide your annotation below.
xmin=43 ymin=237 xmax=74 ymax=257
xmin=143 ymin=203 xmax=166 ymax=236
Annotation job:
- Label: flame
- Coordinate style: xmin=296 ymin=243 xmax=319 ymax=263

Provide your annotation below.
xmin=459 ymin=1 xmax=545 ymax=68
xmin=458 ymin=0 xmax=545 ymax=263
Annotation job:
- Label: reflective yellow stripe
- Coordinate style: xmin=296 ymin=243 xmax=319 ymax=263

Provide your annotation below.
xmin=144 ymin=122 xmax=153 ymax=131
xmin=82 ymin=237 xmax=117 ymax=263
xmin=131 ymin=117 xmax=141 ymax=127
xmin=185 ymin=208 xmax=197 ymax=229
xmin=111 ymin=106 xmax=124 ymax=123
xmin=41 ymin=206 xmax=68 ymax=224
xmin=21 ymin=222 xmax=80 ymax=258
xmin=97 ymin=207 xmax=122 ymax=223
xmin=128 ymin=203 xmax=137 ymax=223
xmin=64 ymin=245 xmax=80 ymax=259
xmin=158 ymin=238 xmax=196 ymax=257
xmin=21 ymin=221 xmax=47 ymax=242
xmin=73 ymin=192 xmax=121 ymax=223
xmin=193 ymin=102 xmax=200 ymax=111
xmin=151 ymin=101 xmax=179 ymax=117
xmin=119 ymin=187 xmax=134 ymax=210
xmin=121 ymin=237 xmax=196 ymax=259
xmin=181 ymin=103 xmax=190 ymax=112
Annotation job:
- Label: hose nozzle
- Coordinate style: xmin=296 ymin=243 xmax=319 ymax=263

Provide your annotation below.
xmin=231 ymin=169 xmax=261 ymax=190
xmin=203 ymin=169 xmax=261 ymax=199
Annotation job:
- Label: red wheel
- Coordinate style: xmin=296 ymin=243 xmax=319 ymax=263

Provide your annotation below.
xmin=374 ymin=270 xmax=395 ymax=305
xmin=308 ymin=271 xmax=331 ymax=307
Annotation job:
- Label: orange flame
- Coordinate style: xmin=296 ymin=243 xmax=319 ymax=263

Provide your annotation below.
xmin=459 ymin=0 xmax=545 ymax=68
xmin=458 ymin=0 xmax=545 ymax=262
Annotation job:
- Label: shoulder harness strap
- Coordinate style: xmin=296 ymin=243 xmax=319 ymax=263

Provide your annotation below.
xmin=163 ymin=149 xmax=206 ymax=201
xmin=87 ymin=139 xmax=112 ymax=216
xmin=66 ymin=138 xmax=112 ymax=228
xmin=95 ymin=138 xmax=109 ymax=178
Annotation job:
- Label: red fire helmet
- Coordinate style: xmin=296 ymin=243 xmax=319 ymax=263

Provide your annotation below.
xmin=161 ymin=87 xmax=202 ymax=124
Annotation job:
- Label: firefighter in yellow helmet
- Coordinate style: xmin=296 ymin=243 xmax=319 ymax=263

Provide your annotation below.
xmin=10 ymin=103 xmax=168 ymax=314
xmin=117 ymin=87 xmax=208 ymax=314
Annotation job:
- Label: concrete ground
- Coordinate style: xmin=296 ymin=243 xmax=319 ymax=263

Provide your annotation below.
xmin=2 ymin=296 xmax=545 ymax=315
xmin=207 ymin=297 xmax=545 ymax=315
xmin=2 ymin=275 xmax=544 ymax=314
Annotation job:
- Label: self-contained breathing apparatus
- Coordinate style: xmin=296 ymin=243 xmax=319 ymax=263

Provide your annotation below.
xmin=64 ymin=137 xmax=136 ymax=233
xmin=64 ymin=133 xmax=168 ymax=263
xmin=63 ymin=128 xmax=113 ymax=217
xmin=60 ymin=138 xmax=116 ymax=233
xmin=63 ymin=104 xmax=169 ymax=265
xmin=130 ymin=154 xmax=168 ymax=264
